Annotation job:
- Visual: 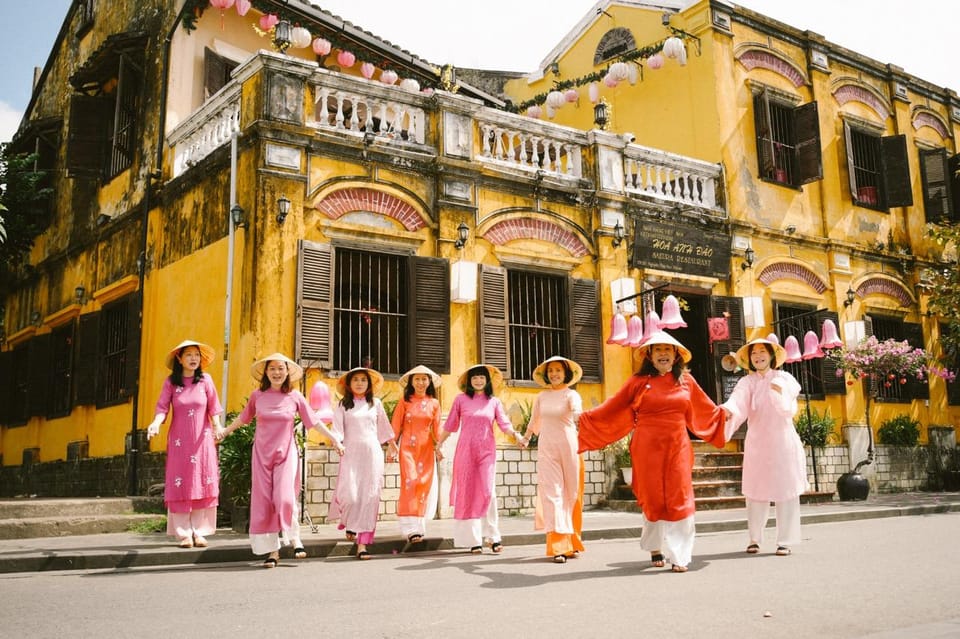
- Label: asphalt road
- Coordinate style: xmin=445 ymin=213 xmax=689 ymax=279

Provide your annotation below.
xmin=3 ymin=513 xmax=959 ymax=639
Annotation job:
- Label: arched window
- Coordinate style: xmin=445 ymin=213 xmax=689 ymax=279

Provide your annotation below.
xmin=594 ymin=27 xmax=635 ymax=65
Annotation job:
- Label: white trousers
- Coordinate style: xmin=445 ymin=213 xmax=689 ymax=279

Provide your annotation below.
xmin=250 ymin=501 xmax=303 ymax=556
xmin=453 ymin=475 xmax=501 ymax=548
xmin=746 ymin=497 xmax=801 ymax=547
xmin=398 ymin=465 xmax=439 ymax=539
xmin=640 ymin=514 xmax=695 ymax=568
xmin=167 ymin=507 xmax=216 ymax=539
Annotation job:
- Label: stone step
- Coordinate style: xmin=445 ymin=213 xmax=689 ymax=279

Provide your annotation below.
xmin=605 ymin=490 xmax=837 ymax=514
xmin=693 ymin=480 xmax=743 ymax=498
xmin=692 ymin=466 xmax=744 ymax=482
xmin=694 ymin=451 xmax=745 ymax=467
xmin=0 ymin=513 xmax=164 ymax=540
xmin=0 ymin=497 xmax=163 ymax=519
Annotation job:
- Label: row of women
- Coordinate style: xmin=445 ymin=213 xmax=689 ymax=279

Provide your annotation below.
xmin=146 ymin=328 xmax=808 ymax=572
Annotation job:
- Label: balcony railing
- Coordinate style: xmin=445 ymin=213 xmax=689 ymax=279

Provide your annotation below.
xmin=166 ymin=52 xmax=725 ymax=217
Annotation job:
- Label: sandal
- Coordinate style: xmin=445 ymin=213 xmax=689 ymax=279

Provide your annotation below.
xmin=671 ymin=564 xmax=688 ymax=573
xmin=263 ymin=556 xmax=278 ymax=569
xmin=470 ymin=546 xmax=483 ymax=554
xmin=345 ymin=530 xmax=357 ymax=542
xmin=178 ymin=537 xmax=193 ymax=549
xmin=293 ymin=547 xmax=307 ymax=559
xmin=650 ymin=552 xmax=665 ymax=567
xmin=192 ymin=534 xmax=208 ymax=548
xmin=553 ymin=555 xmax=567 ymax=564
xmin=746 ymin=543 xmax=760 ymax=554
xmin=407 ymin=534 xmax=424 ymax=544
xmin=776 ymin=546 xmax=791 ymax=556
xmin=491 ymin=542 xmax=503 ymax=554
xmin=357 ymin=550 xmax=371 ymax=560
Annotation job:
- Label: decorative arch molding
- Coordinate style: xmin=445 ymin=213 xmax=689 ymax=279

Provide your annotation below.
xmin=853 ymin=275 xmax=914 ymax=307
xmin=480 ymin=211 xmax=590 ymax=258
xmin=314 ymin=186 xmax=427 ymax=231
xmin=910 ymin=107 xmax=950 ymax=139
xmin=593 ymin=27 xmax=636 ymax=65
xmin=735 ymin=46 xmax=807 ymax=87
xmin=757 ymin=261 xmax=828 ymax=293
xmin=831 ymin=79 xmax=890 ymax=121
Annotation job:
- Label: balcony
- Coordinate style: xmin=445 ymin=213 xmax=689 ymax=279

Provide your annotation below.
xmin=166 ymin=51 xmax=726 ymax=220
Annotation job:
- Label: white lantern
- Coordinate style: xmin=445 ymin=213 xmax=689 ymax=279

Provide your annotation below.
xmin=546 ymin=90 xmax=566 ymax=108
xmin=527 ymin=105 xmax=543 ymax=118
xmin=290 ymin=26 xmax=312 ymax=49
xmin=399 ymin=78 xmax=420 ymax=92
xmin=609 ymin=61 xmax=630 ymax=81
xmin=626 ymin=63 xmax=639 ymax=85
xmin=312 ymin=37 xmax=331 ymax=56
xmin=588 ymin=82 xmax=600 ymax=103
xmin=662 ymin=36 xmax=685 ymax=59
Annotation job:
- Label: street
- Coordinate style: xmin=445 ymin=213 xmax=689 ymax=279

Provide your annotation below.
xmin=3 ymin=513 xmax=958 ymax=639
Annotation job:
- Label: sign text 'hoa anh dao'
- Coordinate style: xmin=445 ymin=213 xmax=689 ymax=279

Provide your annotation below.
xmin=629 ymin=219 xmax=731 ymax=279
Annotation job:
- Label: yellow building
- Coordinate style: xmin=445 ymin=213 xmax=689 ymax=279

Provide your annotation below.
xmin=1 ymin=0 xmax=957 ymax=500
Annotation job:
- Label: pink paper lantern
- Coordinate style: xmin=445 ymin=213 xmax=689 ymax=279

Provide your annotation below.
xmin=802 ymin=330 xmax=825 ymax=360
xmin=783 ymin=336 xmax=802 ymax=364
xmin=819 ymin=319 xmax=843 ymax=349
xmin=309 ymin=382 xmax=334 ymax=423
xmin=360 ymin=62 xmax=376 ymax=79
xmin=526 ymin=105 xmax=543 ymax=118
xmin=234 ymin=0 xmax=251 ymax=16
xmin=312 ymin=37 xmax=332 ymax=56
xmin=209 ymin=0 xmax=234 ymax=8
xmin=588 ymin=82 xmax=600 ymax=103
xmin=647 ymin=53 xmax=665 ymax=70
xmin=625 ymin=315 xmax=644 ymax=348
xmin=607 ymin=313 xmax=628 ymax=345
xmin=603 ymin=73 xmax=619 ymax=88
xmin=336 ymin=50 xmax=356 ymax=68
xmin=380 ymin=69 xmax=398 ymax=85
xmin=640 ymin=311 xmax=661 ymax=343
xmin=564 ymin=88 xmax=579 ymax=103
xmin=659 ymin=295 xmax=687 ymax=329
xmin=259 ymin=13 xmax=278 ymax=30
xmin=766 ymin=333 xmax=780 ymax=345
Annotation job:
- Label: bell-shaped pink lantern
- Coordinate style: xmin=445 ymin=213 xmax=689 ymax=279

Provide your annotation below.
xmin=819 ymin=319 xmax=843 ymax=349
xmin=259 ymin=13 xmax=279 ymax=30
xmin=625 ymin=315 xmax=644 ymax=348
xmin=640 ymin=310 xmax=661 ymax=344
xmin=766 ymin=333 xmax=780 ymax=345
xmin=801 ymin=330 xmax=825 ymax=360
xmin=309 ymin=381 xmax=334 ymax=423
xmin=606 ymin=312 xmax=628 ymax=345
xmin=235 ymin=0 xmax=251 ymax=16
xmin=783 ymin=335 xmax=802 ymax=363
xmin=659 ymin=295 xmax=687 ymax=329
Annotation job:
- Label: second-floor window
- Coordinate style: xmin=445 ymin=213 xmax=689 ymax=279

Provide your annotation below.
xmin=843 ymin=122 xmax=912 ymax=210
xmin=919 ymin=148 xmax=960 ymax=224
xmin=753 ymin=88 xmax=822 ymax=188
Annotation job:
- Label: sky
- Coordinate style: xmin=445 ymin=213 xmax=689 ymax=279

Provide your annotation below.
xmin=0 ymin=0 xmax=957 ymax=143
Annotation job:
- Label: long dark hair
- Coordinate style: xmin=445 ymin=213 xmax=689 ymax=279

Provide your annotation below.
xmin=341 ymin=370 xmax=374 ymax=409
xmin=464 ymin=366 xmax=494 ymax=398
xmin=258 ymin=361 xmax=293 ymax=393
xmin=637 ymin=346 xmax=685 ymax=382
xmin=403 ymin=375 xmax=437 ymax=402
xmin=747 ymin=343 xmax=780 ymax=371
xmin=169 ymin=347 xmax=204 ymax=387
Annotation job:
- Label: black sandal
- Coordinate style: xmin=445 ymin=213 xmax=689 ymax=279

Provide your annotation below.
xmin=470 ymin=546 xmax=483 ymax=554
xmin=407 ymin=534 xmax=423 ymax=544
xmin=262 ymin=557 xmax=278 ymax=568
xmin=345 ymin=530 xmax=357 ymax=541
xmin=357 ymin=550 xmax=371 ymax=560
xmin=293 ymin=547 xmax=306 ymax=559
xmin=650 ymin=552 xmax=665 ymax=567
xmin=491 ymin=542 xmax=503 ymax=554
xmin=746 ymin=543 xmax=760 ymax=554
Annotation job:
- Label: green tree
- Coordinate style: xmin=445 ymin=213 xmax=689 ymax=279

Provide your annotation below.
xmin=0 ymin=143 xmax=53 ymax=298
xmin=926 ymin=221 xmax=960 ymax=369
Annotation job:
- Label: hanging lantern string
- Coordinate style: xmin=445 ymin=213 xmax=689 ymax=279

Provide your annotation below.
xmin=511 ymin=27 xmax=700 ymax=113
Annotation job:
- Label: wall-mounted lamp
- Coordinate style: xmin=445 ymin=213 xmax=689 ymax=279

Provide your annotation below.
xmin=785 ymin=224 xmax=796 ymax=234
xmin=662 ymin=11 xmax=672 ymax=25
xmin=74 ymin=285 xmax=86 ymax=305
xmin=230 ymin=204 xmax=246 ymax=229
xmin=593 ymin=99 xmax=609 ymax=130
xmin=549 ymin=61 xmax=560 ymax=76
xmin=741 ymin=246 xmax=755 ymax=270
xmin=30 ymin=311 xmax=42 ymax=326
xmin=611 ymin=221 xmax=624 ymax=248
xmin=276 ymin=195 xmax=291 ymax=226
xmin=273 ymin=19 xmax=292 ymax=53
xmin=454 ymin=222 xmax=470 ymax=249
xmin=844 ymin=286 xmax=857 ymax=307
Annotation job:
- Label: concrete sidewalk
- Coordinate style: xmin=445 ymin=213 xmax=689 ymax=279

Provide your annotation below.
xmin=1 ymin=492 xmax=958 ymax=574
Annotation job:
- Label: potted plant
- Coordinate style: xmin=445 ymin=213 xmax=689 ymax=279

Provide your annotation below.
xmin=218 ymin=411 xmax=255 ymax=532
xmin=794 ymin=407 xmax=833 ymax=448
xmin=877 ymin=414 xmax=920 ymax=447
xmin=606 ymin=435 xmax=633 ymax=485
xmin=828 ymin=336 xmax=951 ymax=500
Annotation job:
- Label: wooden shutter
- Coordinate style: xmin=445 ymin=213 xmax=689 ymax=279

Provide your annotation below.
xmin=881 ymin=134 xmax=913 ymax=208
xmin=0 ymin=350 xmax=12 ymax=424
xmin=793 ymin=101 xmax=822 ymax=185
xmin=296 ymin=240 xmax=334 ymax=369
xmin=410 ymin=256 xmax=450 ymax=374
xmin=122 ymin=292 xmax=141 ymax=400
xmin=919 ymin=148 xmax=952 ymax=223
xmin=902 ymin=322 xmax=929 ymax=400
xmin=569 ymin=277 xmax=602 ymax=382
xmin=75 ymin=311 xmax=100 ymax=405
xmin=843 ymin=121 xmax=859 ymax=199
xmin=710 ymin=295 xmax=745 ymax=400
xmin=204 ymin=47 xmax=231 ymax=100
xmin=949 ymin=153 xmax=960 ymax=222
xmin=478 ymin=265 xmax=510 ymax=378
xmin=66 ymin=94 xmax=110 ymax=176
xmin=817 ymin=310 xmax=847 ymax=396
xmin=27 ymin=334 xmax=52 ymax=417
xmin=754 ymin=89 xmax=775 ymax=178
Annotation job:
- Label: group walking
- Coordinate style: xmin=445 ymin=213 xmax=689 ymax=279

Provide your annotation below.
xmin=147 ymin=329 xmax=804 ymax=571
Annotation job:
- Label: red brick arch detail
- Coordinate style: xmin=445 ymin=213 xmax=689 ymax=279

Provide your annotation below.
xmin=912 ymin=111 xmax=949 ymax=139
xmin=737 ymin=49 xmax=805 ymax=87
xmin=482 ymin=218 xmax=589 ymax=257
xmin=854 ymin=277 xmax=913 ymax=306
xmin=757 ymin=262 xmax=827 ymax=293
xmin=832 ymin=84 xmax=889 ymax=121
xmin=316 ymin=187 xmax=425 ymax=231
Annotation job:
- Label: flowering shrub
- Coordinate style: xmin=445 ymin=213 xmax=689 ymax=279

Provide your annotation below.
xmin=828 ymin=336 xmax=955 ymax=389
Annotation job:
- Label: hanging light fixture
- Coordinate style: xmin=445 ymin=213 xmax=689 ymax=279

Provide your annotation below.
xmin=276 ymin=195 xmax=291 ymax=225
xmin=593 ymin=99 xmax=609 ymax=130
xmin=230 ymin=204 xmax=245 ymax=229
xmin=612 ymin=221 xmax=624 ymax=248
xmin=273 ymin=20 xmax=292 ymax=53
xmin=844 ymin=286 xmax=857 ymax=307
xmin=454 ymin=222 xmax=470 ymax=249
xmin=741 ymin=247 xmax=755 ymax=270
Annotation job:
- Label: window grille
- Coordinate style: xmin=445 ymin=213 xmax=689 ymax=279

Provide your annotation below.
xmin=507 ymin=270 xmax=567 ymax=381
xmin=107 ymin=57 xmax=138 ymax=178
xmin=49 ymin=322 xmax=75 ymax=418
xmin=333 ymin=248 xmax=408 ymax=374
xmin=99 ymin=300 xmax=129 ymax=405
xmin=775 ymin=304 xmax=825 ymax=398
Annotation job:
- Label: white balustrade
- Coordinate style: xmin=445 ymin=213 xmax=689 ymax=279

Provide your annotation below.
xmin=477 ymin=117 xmax=584 ymax=180
xmin=168 ymin=85 xmax=241 ymax=178
xmin=623 ymin=145 xmax=722 ymax=211
xmin=312 ymin=77 xmax=426 ymax=144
